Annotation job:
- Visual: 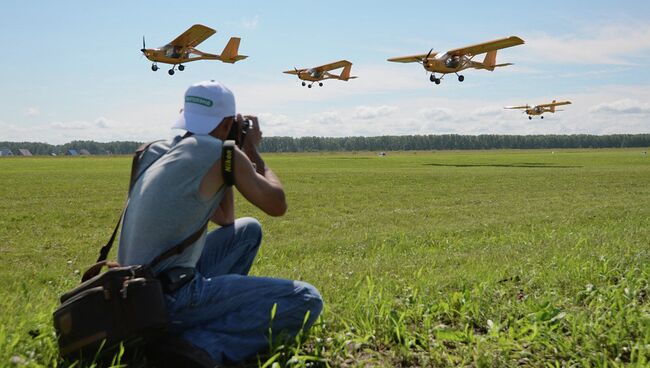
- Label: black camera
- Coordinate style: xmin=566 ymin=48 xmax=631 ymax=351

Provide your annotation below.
xmin=227 ymin=118 xmax=251 ymax=148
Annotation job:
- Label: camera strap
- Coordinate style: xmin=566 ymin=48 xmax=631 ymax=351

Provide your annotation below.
xmin=222 ymin=140 xmax=236 ymax=187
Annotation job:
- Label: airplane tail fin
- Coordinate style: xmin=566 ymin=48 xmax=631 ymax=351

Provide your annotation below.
xmin=339 ymin=64 xmax=356 ymax=81
xmin=483 ymin=50 xmax=497 ymax=69
xmin=482 ymin=50 xmax=513 ymax=70
xmin=220 ymin=37 xmax=247 ymax=63
xmin=551 ymin=100 xmax=557 ymax=113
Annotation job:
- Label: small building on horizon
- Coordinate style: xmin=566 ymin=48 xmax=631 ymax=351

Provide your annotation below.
xmin=16 ymin=149 xmax=33 ymax=156
xmin=0 ymin=148 xmax=14 ymax=156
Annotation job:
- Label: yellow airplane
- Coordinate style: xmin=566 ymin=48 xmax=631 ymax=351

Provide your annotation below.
xmin=140 ymin=24 xmax=247 ymax=75
xmin=283 ymin=60 xmax=357 ymax=88
xmin=387 ymin=36 xmax=524 ymax=84
xmin=505 ymin=100 xmax=572 ymax=119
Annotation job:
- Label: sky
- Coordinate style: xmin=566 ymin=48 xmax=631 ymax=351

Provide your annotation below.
xmin=1 ymin=0 xmax=650 ymax=144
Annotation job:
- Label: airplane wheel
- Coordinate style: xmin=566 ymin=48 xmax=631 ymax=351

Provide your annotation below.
xmin=529 ymin=116 xmax=532 ymax=120
xmin=429 ymin=74 xmax=435 ymax=82
xmin=308 ymin=84 xmax=312 ymax=88
xmin=168 ymin=69 xmax=175 ymax=75
xmin=151 ymin=65 xmax=158 ymax=71
xmin=178 ymin=65 xmax=185 ymax=71
xmin=541 ymin=116 xmax=544 ymax=119
xmin=458 ymin=75 xmax=464 ymax=82
xmin=319 ymin=82 xmax=323 ymax=87
xmin=434 ymin=79 xmax=441 ymax=85
xmin=301 ymin=82 xmax=306 ymax=86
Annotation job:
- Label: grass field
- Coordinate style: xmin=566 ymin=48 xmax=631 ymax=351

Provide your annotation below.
xmin=1 ymin=149 xmax=649 ymax=367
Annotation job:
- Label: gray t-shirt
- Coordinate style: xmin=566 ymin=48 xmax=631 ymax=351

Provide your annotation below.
xmin=117 ymin=134 xmax=225 ymax=273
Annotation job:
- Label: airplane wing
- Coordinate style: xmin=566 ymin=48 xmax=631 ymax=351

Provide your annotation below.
xmin=170 ymin=24 xmax=216 ymax=48
xmin=447 ymin=36 xmax=524 ymax=57
xmin=504 ymin=105 xmax=529 ymax=109
xmin=313 ymin=60 xmax=352 ymax=72
xmin=387 ymin=53 xmax=437 ymax=63
xmin=283 ymin=68 xmax=307 ymax=75
xmin=537 ymin=101 xmax=572 ymax=108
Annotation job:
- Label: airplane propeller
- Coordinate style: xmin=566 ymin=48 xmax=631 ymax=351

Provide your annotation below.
xmin=140 ymin=36 xmax=146 ymax=54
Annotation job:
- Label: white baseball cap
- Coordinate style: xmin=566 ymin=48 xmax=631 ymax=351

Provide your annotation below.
xmin=172 ymin=80 xmax=236 ymax=134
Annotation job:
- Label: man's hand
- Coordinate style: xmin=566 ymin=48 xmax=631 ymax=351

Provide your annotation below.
xmin=238 ymin=115 xmax=266 ymax=176
xmin=241 ymin=115 xmax=262 ymax=154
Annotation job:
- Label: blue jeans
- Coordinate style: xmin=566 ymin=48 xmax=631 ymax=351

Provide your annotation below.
xmin=164 ymin=217 xmax=323 ymax=364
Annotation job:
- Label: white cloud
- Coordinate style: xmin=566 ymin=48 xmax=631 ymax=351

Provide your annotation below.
xmin=25 ymin=107 xmax=40 ymax=117
xmin=257 ymin=112 xmax=292 ymax=127
xmin=313 ymin=111 xmax=343 ymax=125
xmin=418 ymin=107 xmax=454 ymax=121
xmin=523 ymin=22 xmax=650 ymax=65
xmin=353 ymin=105 xmax=398 ymax=120
xmin=589 ymin=99 xmax=650 ymax=115
xmin=241 ymin=15 xmax=259 ymax=30
xmin=50 ymin=117 xmax=113 ymax=130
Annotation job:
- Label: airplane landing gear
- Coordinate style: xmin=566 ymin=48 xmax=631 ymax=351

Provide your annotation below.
xmin=529 ymin=116 xmax=532 ymax=120
xmin=151 ymin=64 xmax=159 ymax=72
xmin=308 ymin=84 xmax=312 ymax=88
xmin=430 ymin=74 xmax=441 ymax=84
xmin=168 ymin=69 xmax=175 ymax=75
xmin=541 ymin=116 xmax=544 ymax=119
xmin=178 ymin=64 xmax=185 ymax=71
xmin=301 ymin=81 xmax=306 ymax=86
xmin=457 ymin=74 xmax=464 ymax=82
xmin=319 ymin=82 xmax=323 ymax=87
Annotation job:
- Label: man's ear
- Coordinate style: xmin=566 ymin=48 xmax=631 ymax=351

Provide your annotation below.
xmin=210 ymin=117 xmax=233 ymax=139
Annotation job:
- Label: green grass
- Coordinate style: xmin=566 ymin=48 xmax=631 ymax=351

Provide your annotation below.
xmin=1 ymin=149 xmax=649 ymax=367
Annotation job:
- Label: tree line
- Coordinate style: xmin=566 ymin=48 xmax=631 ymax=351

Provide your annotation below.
xmin=259 ymin=134 xmax=650 ymax=152
xmin=0 ymin=140 xmax=142 ymax=155
xmin=1 ymin=134 xmax=649 ymax=155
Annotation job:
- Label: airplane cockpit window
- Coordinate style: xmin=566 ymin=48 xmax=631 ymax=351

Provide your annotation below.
xmin=165 ymin=46 xmax=182 ymax=58
xmin=445 ymin=56 xmax=461 ymax=68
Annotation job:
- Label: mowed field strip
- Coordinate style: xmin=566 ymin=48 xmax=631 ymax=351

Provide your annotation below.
xmin=1 ymin=149 xmax=649 ymax=367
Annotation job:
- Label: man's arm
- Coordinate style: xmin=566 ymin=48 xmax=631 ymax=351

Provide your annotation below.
xmin=233 ymin=116 xmax=287 ymax=216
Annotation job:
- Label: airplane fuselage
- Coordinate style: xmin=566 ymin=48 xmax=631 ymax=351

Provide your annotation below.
xmin=526 ymin=106 xmax=553 ymax=116
xmin=297 ymin=69 xmax=339 ymax=82
xmin=143 ymin=45 xmax=197 ymax=65
xmin=422 ymin=54 xmax=488 ymax=74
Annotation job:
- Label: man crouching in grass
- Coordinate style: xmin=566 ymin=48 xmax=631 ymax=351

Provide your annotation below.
xmin=117 ymin=80 xmax=323 ymax=365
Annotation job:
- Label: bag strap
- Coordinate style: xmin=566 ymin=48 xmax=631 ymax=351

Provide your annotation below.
xmin=222 ymin=140 xmax=236 ymax=187
xmin=145 ymin=223 xmax=207 ymax=270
